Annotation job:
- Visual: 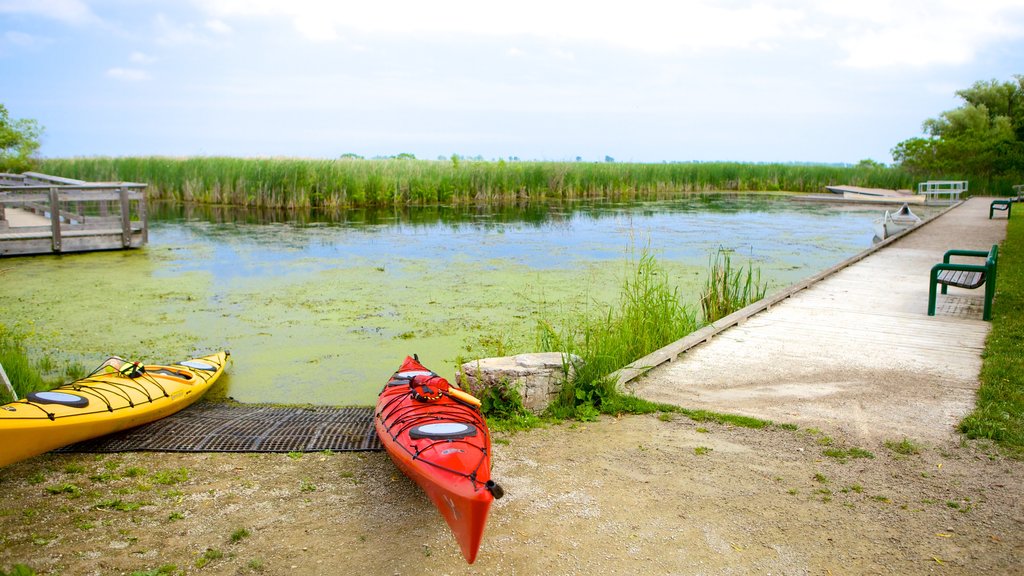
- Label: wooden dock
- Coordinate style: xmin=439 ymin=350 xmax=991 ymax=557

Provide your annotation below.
xmin=623 ymin=197 xmax=1007 ymax=444
xmin=0 ymin=172 xmax=148 ymax=256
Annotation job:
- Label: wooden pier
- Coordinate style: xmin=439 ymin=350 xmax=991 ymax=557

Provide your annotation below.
xmin=626 ymin=197 xmax=1006 ymax=445
xmin=0 ymin=172 xmax=148 ymax=256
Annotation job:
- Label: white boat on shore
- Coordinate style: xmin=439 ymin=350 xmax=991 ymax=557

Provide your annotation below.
xmin=825 ymin=185 xmax=926 ymax=204
xmin=873 ymin=203 xmax=921 ymax=239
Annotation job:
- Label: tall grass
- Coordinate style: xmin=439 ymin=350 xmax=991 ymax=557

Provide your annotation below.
xmin=38 ymin=156 xmax=933 ymax=209
xmin=0 ymin=325 xmax=44 ymax=402
xmin=700 ymin=249 xmax=769 ymax=323
xmin=538 ymin=251 xmax=699 ymax=419
xmin=959 ymin=215 xmax=1024 ymax=452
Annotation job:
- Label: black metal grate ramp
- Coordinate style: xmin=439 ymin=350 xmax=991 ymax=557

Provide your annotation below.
xmin=57 ymin=403 xmax=382 ymax=454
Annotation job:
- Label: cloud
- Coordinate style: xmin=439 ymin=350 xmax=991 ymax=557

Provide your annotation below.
xmin=3 ymin=30 xmax=51 ymax=48
xmin=824 ymin=0 xmax=1024 ymax=68
xmin=106 ymin=67 xmax=150 ymax=81
xmin=0 ymin=0 xmax=98 ymax=25
xmin=194 ymin=0 xmax=808 ymax=50
xmin=191 ymin=0 xmax=1024 ymax=68
xmin=204 ymin=19 xmax=232 ymax=34
xmin=129 ymin=50 xmax=157 ymax=64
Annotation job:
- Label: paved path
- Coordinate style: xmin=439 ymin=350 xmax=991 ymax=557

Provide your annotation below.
xmin=629 ymin=197 xmax=1008 ymax=445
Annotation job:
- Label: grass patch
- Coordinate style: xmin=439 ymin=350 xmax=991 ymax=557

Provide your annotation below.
xmin=823 ymin=447 xmax=875 ymax=463
xmin=195 ymin=549 xmax=224 ymax=569
xmin=959 ymin=215 xmax=1024 ymax=452
xmin=45 ymin=483 xmax=82 ymax=499
xmin=0 ymin=565 xmax=37 ymax=576
xmin=230 ymin=528 xmax=251 ymax=543
xmin=94 ymin=498 xmax=143 ymax=512
xmin=151 ymin=468 xmax=188 ymax=486
xmin=129 ymin=566 xmax=177 ymax=576
xmin=885 ymin=438 xmax=922 ymax=455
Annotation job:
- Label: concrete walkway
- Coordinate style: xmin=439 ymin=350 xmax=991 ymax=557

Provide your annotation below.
xmin=629 ymin=197 xmax=1008 ymax=445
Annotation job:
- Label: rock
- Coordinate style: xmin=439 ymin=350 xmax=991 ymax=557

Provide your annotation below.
xmin=458 ymin=352 xmax=577 ymax=414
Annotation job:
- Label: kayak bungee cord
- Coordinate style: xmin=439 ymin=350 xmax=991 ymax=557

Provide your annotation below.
xmin=376 ymin=390 xmax=493 ymax=490
xmin=5 ymin=354 xmax=226 ymax=421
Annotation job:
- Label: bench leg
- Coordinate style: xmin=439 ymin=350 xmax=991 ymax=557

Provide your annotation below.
xmin=928 ymin=274 xmax=938 ymax=316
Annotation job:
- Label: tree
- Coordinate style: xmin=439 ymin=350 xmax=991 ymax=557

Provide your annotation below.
xmin=892 ymin=76 xmax=1023 ymax=187
xmin=0 ymin=104 xmax=43 ymax=173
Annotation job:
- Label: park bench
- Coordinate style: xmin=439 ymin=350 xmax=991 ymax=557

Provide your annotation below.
xmin=990 ymin=199 xmax=1012 ymax=219
xmin=928 ymin=244 xmax=998 ymax=321
xmin=991 ymin=185 xmax=1024 ymax=219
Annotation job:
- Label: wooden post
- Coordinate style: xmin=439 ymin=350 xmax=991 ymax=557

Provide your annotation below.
xmin=49 ymin=187 xmax=62 ymax=252
xmin=119 ymin=187 xmax=131 ymax=247
xmin=0 ymin=361 xmax=17 ymax=402
xmin=139 ymin=187 xmax=149 ymax=245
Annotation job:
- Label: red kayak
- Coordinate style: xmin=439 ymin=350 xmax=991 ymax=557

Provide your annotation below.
xmin=375 ymin=355 xmax=504 ymax=564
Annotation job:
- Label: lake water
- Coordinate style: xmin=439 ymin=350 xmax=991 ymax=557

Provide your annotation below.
xmin=1 ymin=194 xmax=938 ymax=405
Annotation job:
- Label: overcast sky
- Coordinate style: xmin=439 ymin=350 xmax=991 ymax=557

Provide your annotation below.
xmin=2 ymin=0 xmax=1023 ymax=163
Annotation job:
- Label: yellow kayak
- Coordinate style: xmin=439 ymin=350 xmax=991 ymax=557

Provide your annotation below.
xmin=0 ymin=351 xmax=229 ymax=467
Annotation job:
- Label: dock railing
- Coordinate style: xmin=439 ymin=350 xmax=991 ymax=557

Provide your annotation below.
xmin=0 ymin=172 xmax=148 ymax=256
xmin=918 ymin=180 xmax=968 ymax=206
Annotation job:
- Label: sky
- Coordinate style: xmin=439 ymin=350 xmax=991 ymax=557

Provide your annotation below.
xmin=1 ymin=0 xmax=1023 ymax=164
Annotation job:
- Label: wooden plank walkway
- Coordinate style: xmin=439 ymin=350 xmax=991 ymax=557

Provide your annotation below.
xmin=628 ymin=197 xmax=1007 ymax=444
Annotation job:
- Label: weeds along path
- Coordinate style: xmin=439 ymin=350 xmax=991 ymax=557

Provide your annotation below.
xmin=629 ymin=196 xmax=1007 ymax=446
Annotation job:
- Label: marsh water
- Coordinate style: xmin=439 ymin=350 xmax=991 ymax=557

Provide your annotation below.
xmin=2 ymin=194 xmax=940 ymax=405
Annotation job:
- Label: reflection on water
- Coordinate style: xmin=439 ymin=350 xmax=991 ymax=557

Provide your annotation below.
xmin=5 ymin=194 xmax=942 ymax=406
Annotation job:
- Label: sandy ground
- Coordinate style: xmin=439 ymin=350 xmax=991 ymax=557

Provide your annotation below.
xmin=1 ymin=413 xmax=1022 ymax=576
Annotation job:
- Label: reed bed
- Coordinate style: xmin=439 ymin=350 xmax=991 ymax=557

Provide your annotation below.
xmin=699 ymin=249 xmax=769 ymax=323
xmin=538 ymin=251 xmax=699 ymax=420
xmin=0 ymin=325 xmax=44 ymax=402
xmin=39 ymin=157 xmax=923 ymax=209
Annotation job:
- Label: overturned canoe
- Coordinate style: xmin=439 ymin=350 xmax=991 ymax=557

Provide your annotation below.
xmin=0 ymin=351 xmax=229 ymax=467
xmin=374 ymin=355 xmax=503 ymax=564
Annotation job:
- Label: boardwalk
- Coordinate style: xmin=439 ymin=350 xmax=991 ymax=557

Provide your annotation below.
xmin=629 ymin=197 xmax=1008 ymax=444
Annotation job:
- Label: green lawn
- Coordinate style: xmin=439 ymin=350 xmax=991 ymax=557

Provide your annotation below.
xmin=960 ymin=213 xmax=1024 ymax=452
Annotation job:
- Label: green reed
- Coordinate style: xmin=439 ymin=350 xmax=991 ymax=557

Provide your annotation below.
xmin=538 ymin=250 xmax=698 ymax=420
xmin=38 ymin=157 xmax=924 ymax=209
xmin=0 ymin=324 xmax=44 ymax=402
xmin=699 ymin=248 xmax=769 ymax=323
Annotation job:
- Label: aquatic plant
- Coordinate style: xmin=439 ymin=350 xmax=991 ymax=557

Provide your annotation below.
xmin=699 ymin=248 xmax=769 ymax=323
xmin=539 ymin=250 xmax=698 ymax=419
xmin=38 ymin=156 xmax=929 ymax=209
xmin=0 ymin=325 xmax=43 ymax=402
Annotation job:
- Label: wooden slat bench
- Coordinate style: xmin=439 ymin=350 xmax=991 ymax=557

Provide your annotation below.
xmin=928 ymin=244 xmax=998 ymax=321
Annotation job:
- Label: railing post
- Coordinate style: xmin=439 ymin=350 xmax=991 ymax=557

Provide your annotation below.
xmin=119 ymin=187 xmax=131 ymax=247
xmin=49 ymin=187 xmax=62 ymax=252
xmin=139 ymin=186 xmax=149 ymax=245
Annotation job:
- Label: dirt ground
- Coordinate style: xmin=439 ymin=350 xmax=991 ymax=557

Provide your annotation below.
xmin=1 ymin=412 xmax=1022 ymax=576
